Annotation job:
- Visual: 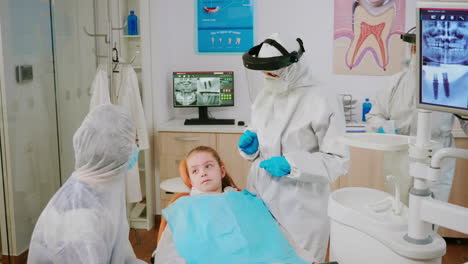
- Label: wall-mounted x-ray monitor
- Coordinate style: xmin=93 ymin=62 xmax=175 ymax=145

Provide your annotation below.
xmin=417 ymin=1 xmax=468 ymax=118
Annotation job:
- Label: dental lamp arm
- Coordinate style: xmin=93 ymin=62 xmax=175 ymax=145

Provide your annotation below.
xmin=420 ymin=198 xmax=468 ymax=235
xmin=430 ymin=148 xmax=468 ymax=169
xmin=427 ymin=148 xmax=468 ymax=182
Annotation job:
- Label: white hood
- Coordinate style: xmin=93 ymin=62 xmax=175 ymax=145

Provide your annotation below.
xmin=258 ymin=33 xmax=315 ymax=94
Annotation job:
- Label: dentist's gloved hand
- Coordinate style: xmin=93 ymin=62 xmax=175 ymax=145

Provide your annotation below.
xmin=259 ymin=156 xmax=291 ymax=177
xmin=128 ymin=148 xmax=140 ymax=169
xmin=238 ymin=130 xmax=259 ymax=155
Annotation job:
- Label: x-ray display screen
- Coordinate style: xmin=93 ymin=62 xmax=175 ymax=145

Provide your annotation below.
xmin=419 ymin=8 xmax=468 ymax=111
xmin=173 ymin=71 xmax=234 ymax=107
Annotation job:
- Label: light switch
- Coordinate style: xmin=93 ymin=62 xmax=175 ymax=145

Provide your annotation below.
xmin=15 ymin=65 xmax=33 ymax=83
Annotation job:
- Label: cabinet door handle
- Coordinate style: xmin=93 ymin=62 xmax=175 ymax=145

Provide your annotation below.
xmin=175 ymin=137 xmax=200 ymax=141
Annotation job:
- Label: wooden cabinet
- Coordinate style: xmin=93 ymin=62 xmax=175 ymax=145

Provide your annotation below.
xmin=336 ymin=138 xmax=468 ymax=238
xmin=157 ymin=131 xmax=250 ymax=209
xmin=158 ymin=132 xmax=217 ymax=156
xmin=334 ymin=147 xmax=385 ymax=191
xmin=216 ymin=134 xmax=251 ymax=190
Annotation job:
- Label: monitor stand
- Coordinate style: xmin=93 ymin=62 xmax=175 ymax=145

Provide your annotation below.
xmin=184 ymin=106 xmax=235 ymax=125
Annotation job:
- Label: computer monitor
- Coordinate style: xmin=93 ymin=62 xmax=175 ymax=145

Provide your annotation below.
xmin=173 ymin=71 xmax=235 ymax=125
xmin=416 ymin=1 xmax=468 ymax=118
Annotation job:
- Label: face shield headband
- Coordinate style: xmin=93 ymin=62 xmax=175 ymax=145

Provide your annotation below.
xmin=242 ymin=38 xmax=305 ymax=71
xmin=401 ymin=26 xmax=416 ymax=44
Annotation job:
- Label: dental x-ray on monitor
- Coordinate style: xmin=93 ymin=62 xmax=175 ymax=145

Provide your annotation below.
xmin=173 ymin=71 xmax=235 ymax=125
xmin=417 ymin=1 xmax=468 ymax=118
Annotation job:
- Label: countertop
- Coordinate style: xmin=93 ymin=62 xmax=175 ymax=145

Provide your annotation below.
xmin=158 ymin=119 xmax=467 ymax=138
xmin=158 ymin=119 xmax=246 ymax=133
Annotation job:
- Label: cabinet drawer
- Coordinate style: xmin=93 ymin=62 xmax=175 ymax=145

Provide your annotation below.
xmin=161 ymin=191 xmax=175 ymax=201
xmin=158 ymin=132 xmax=216 ymax=156
xmin=159 ymin=155 xmax=184 ymax=180
xmin=160 ymin=191 xmax=175 ymax=210
xmin=161 ymin=199 xmax=170 ymax=209
xmin=216 ymin=133 xmax=250 ymax=190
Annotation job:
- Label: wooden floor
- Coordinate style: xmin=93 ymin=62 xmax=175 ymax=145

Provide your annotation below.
xmin=130 ymin=216 xmax=468 ymax=264
xmin=129 ymin=218 xmax=159 ymax=263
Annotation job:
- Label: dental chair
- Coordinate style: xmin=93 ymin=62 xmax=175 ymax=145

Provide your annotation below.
xmin=151 ymin=160 xmax=338 ymax=264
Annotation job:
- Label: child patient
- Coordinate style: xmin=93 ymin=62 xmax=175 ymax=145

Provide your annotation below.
xmin=153 ymin=146 xmax=309 ymax=264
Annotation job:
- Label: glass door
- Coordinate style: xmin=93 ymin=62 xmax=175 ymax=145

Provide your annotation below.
xmin=0 ymin=0 xmax=96 ymax=261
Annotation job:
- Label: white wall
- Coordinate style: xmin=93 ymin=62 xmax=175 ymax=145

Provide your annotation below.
xmin=150 ymin=0 xmax=418 ymax=125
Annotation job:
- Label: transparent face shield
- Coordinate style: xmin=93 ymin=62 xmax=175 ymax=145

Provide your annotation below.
xmin=244 ymin=67 xmax=264 ymax=103
xmin=244 ymin=68 xmax=286 ymax=102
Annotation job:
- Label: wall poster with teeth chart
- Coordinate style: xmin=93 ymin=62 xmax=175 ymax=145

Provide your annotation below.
xmin=196 ymin=0 xmax=254 ymax=53
xmin=333 ymin=0 xmax=405 ymax=75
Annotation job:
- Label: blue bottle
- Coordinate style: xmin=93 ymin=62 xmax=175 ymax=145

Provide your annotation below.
xmin=362 ymin=98 xmax=372 ymax=122
xmin=127 ymin=11 xmax=138 ymax=35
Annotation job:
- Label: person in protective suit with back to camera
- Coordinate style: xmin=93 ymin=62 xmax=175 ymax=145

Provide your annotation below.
xmin=239 ymin=33 xmax=350 ymax=263
xmin=28 ymin=104 xmax=145 ymax=264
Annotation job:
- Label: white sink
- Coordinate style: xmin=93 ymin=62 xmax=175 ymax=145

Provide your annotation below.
xmin=329 ymin=187 xmax=408 ymax=232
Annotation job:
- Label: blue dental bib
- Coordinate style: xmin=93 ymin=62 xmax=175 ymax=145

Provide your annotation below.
xmin=162 ymin=190 xmax=308 ymax=264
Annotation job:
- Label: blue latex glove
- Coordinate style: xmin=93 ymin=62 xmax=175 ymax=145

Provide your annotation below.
xmin=238 ymin=130 xmax=259 ymax=155
xmin=259 ymin=156 xmax=291 ymax=177
xmin=128 ymin=148 xmax=140 ymax=169
xmin=377 ymin=127 xmax=399 ymax=134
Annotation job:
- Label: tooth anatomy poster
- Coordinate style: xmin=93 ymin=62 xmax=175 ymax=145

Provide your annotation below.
xmin=333 ymin=0 xmax=405 ymax=75
xmin=197 ymin=0 xmax=254 ymax=53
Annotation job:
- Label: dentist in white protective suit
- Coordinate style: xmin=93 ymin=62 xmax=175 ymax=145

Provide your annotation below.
xmin=28 ymin=104 xmax=145 ymax=264
xmin=239 ymin=33 xmax=350 ymax=263
xmin=366 ymin=31 xmax=468 ymax=203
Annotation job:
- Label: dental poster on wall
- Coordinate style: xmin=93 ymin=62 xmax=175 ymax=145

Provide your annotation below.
xmin=333 ymin=0 xmax=405 ymax=75
xmin=197 ymin=0 xmax=254 ymax=53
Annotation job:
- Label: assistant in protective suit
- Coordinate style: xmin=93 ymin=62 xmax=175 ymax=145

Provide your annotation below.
xmin=28 ymin=104 xmax=145 ymax=264
xmin=239 ymin=33 xmax=349 ymax=263
xmin=365 ymin=30 xmax=468 ymax=203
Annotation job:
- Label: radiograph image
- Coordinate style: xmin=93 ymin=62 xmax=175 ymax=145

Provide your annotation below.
xmin=421 ymin=20 xmax=468 ymax=109
xmin=422 ymin=20 xmax=468 ymax=65
xmin=174 ymin=78 xmax=197 ymax=106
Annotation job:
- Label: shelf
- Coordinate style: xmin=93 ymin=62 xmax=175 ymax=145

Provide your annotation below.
xmin=129 ymin=216 xmax=147 ymax=229
xmin=129 ymin=204 xmax=147 ymax=229
xmin=132 ymin=66 xmax=142 ymax=70
xmin=123 ymin=35 xmax=141 ymax=38
xmin=129 ymin=214 xmax=146 ymax=222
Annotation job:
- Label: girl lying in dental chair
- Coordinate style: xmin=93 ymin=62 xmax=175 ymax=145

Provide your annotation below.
xmin=152 ymin=146 xmax=310 ymax=264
